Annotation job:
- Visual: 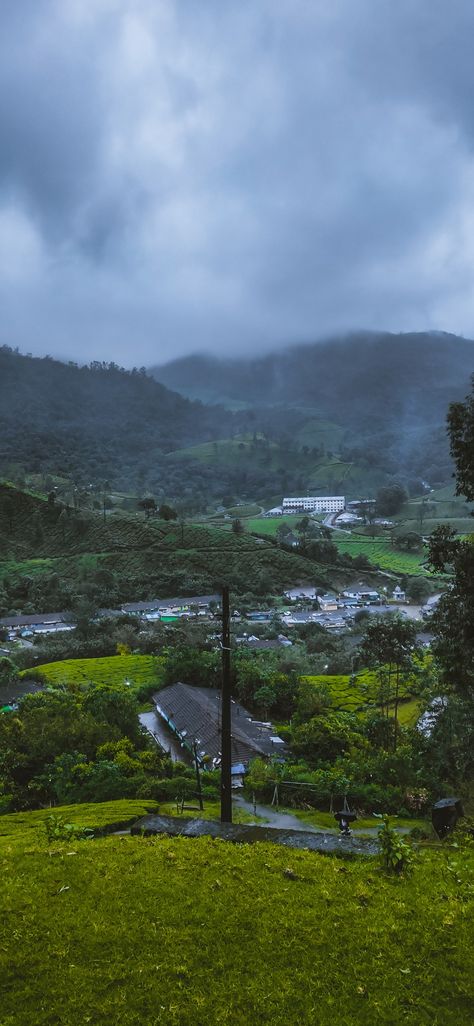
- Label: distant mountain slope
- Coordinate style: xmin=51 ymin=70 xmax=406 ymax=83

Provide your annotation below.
xmin=0 ymin=347 xmax=231 ymax=486
xmin=151 ymin=331 xmax=474 ymax=430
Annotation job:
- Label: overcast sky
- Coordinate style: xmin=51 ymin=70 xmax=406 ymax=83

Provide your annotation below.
xmin=1 ymin=0 xmax=474 ymax=366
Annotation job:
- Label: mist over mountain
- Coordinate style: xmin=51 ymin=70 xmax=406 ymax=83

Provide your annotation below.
xmin=151 ymin=332 xmax=474 ymax=431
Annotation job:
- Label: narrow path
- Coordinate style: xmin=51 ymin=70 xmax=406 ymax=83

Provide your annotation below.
xmin=234 ymin=795 xmax=322 ymax=833
xmin=233 ymin=795 xmax=413 ymax=837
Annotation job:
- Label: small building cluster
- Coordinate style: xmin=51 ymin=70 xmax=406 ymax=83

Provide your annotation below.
xmin=0 ymin=593 xmax=220 ymax=639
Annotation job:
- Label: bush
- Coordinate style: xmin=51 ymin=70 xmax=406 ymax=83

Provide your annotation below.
xmin=378 ymin=815 xmax=415 ymax=874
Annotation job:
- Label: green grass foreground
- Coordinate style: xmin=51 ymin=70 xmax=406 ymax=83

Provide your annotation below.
xmin=1 ymin=802 xmax=473 ymax=1025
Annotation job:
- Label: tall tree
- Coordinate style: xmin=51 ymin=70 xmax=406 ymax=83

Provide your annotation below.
xmin=357 ymin=616 xmax=418 ymax=749
xmin=447 ymin=374 xmax=474 ymax=500
xmin=427 ymin=379 xmax=474 ymax=779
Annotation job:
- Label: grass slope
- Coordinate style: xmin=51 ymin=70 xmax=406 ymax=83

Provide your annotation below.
xmin=166 ymin=438 xmax=388 ymax=497
xmin=1 ymin=801 xmax=473 ymax=1025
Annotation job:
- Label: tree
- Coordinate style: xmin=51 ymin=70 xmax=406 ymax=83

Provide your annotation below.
xmin=276 ymin=522 xmax=292 ymax=545
xmin=158 ymin=504 xmax=177 ymax=521
xmin=254 ymin=685 xmax=277 ymax=719
xmin=376 ymin=484 xmax=407 ymax=516
xmin=405 ymin=577 xmax=431 ymax=604
xmin=357 ymin=616 xmax=419 ymax=749
xmin=395 ymin=531 xmax=422 ymax=552
xmin=138 ymin=497 xmax=157 ymax=518
xmin=428 ymin=529 xmax=474 ymax=703
xmin=0 ymin=656 xmax=20 ymax=685
xmin=231 ymin=518 xmax=244 ymax=535
xmin=447 ymin=374 xmax=474 ymax=500
xmin=291 ymin=712 xmax=363 ymax=766
xmin=83 ymin=686 xmax=140 ymax=742
xmin=417 ymin=499 xmax=435 ymax=532
xmin=293 ymin=679 xmax=332 ymax=724
xmin=427 ymin=376 xmax=474 ymax=735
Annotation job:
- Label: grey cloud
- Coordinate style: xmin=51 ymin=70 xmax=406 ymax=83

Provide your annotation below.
xmin=1 ymin=0 xmax=474 ymax=365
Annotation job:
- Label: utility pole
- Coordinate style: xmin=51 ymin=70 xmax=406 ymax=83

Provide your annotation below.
xmin=192 ymin=740 xmax=204 ymax=812
xmin=220 ymin=585 xmax=232 ymax=823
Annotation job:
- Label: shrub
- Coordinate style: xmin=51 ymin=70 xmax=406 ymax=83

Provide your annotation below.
xmin=378 ymin=815 xmax=414 ymax=874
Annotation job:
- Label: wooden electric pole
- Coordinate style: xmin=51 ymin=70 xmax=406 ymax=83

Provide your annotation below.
xmin=220 ymin=585 xmax=232 ymax=823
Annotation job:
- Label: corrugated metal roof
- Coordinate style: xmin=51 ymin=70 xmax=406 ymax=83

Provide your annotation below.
xmin=153 ymin=683 xmax=285 ymax=767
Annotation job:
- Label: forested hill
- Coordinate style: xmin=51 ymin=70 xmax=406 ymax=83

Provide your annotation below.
xmin=0 ymin=347 xmax=231 ymax=485
xmin=151 ymin=331 xmax=474 ymax=430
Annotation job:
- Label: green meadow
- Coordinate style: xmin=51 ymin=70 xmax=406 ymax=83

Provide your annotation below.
xmin=0 ymin=800 xmax=473 ymax=1026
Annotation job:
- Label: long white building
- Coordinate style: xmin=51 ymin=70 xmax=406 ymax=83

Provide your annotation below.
xmin=282 ymin=495 xmax=345 ymax=513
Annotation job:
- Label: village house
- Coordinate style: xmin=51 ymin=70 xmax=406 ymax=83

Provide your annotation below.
xmin=153 ymin=682 xmax=286 ymax=778
xmin=318 ymin=593 xmax=338 ymax=612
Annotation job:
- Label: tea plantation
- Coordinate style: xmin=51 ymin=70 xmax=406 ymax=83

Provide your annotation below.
xmin=22 ymin=654 xmax=164 ymax=691
xmin=301 ymin=670 xmax=420 ymax=718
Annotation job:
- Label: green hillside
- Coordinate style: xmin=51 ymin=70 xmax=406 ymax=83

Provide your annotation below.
xmin=0 ymin=483 xmax=345 ymax=613
xmin=166 ymin=437 xmax=388 ymax=498
xmin=1 ymin=801 xmax=473 ymax=1026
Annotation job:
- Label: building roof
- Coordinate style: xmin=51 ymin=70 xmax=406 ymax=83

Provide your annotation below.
xmin=153 ymin=683 xmax=285 ymax=767
xmin=122 ymin=593 xmax=219 ymax=614
xmin=0 ymin=611 xmax=69 ymax=628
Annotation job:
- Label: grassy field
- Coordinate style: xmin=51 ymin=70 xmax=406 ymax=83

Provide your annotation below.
xmin=22 ymin=654 xmax=164 ymax=690
xmin=0 ymin=799 xmax=159 ymax=850
xmin=245 ymin=515 xmax=303 ymax=535
xmin=286 ymin=807 xmax=429 ymax=834
xmin=1 ymin=800 xmax=473 ymax=1025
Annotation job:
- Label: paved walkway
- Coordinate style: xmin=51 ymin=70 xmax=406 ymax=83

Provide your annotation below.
xmin=234 ymin=795 xmax=322 ymax=832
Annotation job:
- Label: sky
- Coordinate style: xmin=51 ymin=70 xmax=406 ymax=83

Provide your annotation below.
xmin=1 ymin=0 xmax=474 ymax=367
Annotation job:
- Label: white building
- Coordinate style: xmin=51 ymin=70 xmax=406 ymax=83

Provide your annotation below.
xmin=282 ymin=495 xmax=345 ymax=514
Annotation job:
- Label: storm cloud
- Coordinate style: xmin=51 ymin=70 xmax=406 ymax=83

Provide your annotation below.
xmin=1 ymin=0 xmax=474 ymax=365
